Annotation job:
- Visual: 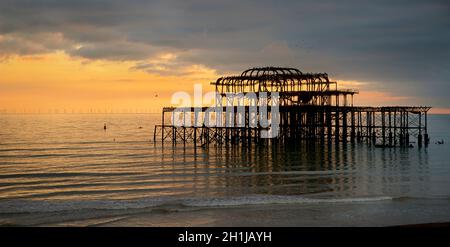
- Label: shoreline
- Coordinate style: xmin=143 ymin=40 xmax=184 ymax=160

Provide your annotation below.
xmin=393 ymin=222 xmax=450 ymax=227
xmin=1 ymin=198 xmax=444 ymax=227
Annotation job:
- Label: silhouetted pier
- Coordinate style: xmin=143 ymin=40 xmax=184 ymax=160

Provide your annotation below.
xmin=154 ymin=67 xmax=430 ymax=147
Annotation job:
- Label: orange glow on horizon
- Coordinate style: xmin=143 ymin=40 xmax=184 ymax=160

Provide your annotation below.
xmin=0 ymin=52 xmax=218 ymax=113
xmin=1 ymin=52 xmax=449 ymax=114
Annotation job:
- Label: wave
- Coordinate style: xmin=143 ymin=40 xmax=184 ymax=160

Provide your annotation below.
xmin=0 ymin=171 xmax=141 ymax=179
xmin=183 ymin=195 xmax=393 ymax=207
xmin=0 ymin=195 xmax=393 ymax=214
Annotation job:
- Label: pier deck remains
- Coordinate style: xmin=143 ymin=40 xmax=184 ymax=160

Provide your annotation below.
xmin=154 ymin=67 xmax=430 ymax=147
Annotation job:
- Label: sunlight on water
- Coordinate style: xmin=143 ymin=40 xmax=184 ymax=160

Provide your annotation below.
xmin=0 ymin=114 xmax=449 ymax=221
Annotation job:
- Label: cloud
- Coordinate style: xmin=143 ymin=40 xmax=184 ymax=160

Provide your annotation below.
xmin=130 ymin=53 xmax=186 ymax=76
xmin=130 ymin=52 xmax=218 ymax=80
xmin=0 ymin=0 xmax=449 ymax=107
xmin=0 ymin=32 xmax=72 ymax=57
xmin=69 ymin=41 xmax=159 ymax=61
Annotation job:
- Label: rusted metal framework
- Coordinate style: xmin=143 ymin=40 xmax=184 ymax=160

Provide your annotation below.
xmin=154 ymin=67 xmax=430 ymax=148
xmin=212 ymin=67 xmax=357 ymax=106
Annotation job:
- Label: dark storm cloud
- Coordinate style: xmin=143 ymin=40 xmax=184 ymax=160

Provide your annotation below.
xmin=0 ymin=0 xmax=449 ymax=106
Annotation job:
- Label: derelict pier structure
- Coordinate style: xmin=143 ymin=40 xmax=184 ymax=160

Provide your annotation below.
xmin=154 ymin=67 xmax=430 ymax=147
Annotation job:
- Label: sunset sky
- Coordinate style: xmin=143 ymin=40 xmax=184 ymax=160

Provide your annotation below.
xmin=0 ymin=0 xmax=449 ymax=114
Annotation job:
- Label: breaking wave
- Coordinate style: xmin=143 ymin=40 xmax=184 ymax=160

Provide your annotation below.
xmin=0 ymin=195 xmax=393 ymax=214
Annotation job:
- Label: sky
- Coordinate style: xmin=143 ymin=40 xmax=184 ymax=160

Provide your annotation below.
xmin=0 ymin=0 xmax=449 ymax=113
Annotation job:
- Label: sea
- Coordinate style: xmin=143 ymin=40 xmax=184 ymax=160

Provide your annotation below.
xmin=0 ymin=113 xmax=449 ymax=226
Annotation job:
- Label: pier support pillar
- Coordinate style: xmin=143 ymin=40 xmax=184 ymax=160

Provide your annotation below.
xmin=400 ymin=133 xmax=404 ymax=146
xmin=350 ymin=111 xmax=355 ymax=143
xmin=389 ymin=132 xmax=393 ymax=146
xmin=406 ymin=133 xmax=410 ymax=146
xmin=418 ymin=134 xmax=423 ymax=148
xmin=342 ymin=111 xmax=347 ymax=143
xmin=372 ymin=131 xmax=376 ymax=144
xmin=335 ymin=112 xmax=340 ymax=143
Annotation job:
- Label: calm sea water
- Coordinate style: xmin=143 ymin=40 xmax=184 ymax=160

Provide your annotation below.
xmin=0 ymin=113 xmax=449 ymax=226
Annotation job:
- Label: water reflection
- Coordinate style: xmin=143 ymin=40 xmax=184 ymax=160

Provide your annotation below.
xmin=158 ymin=141 xmax=430 ymax=199
xmin=0 ymin=114 xmax=434 ymax=202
